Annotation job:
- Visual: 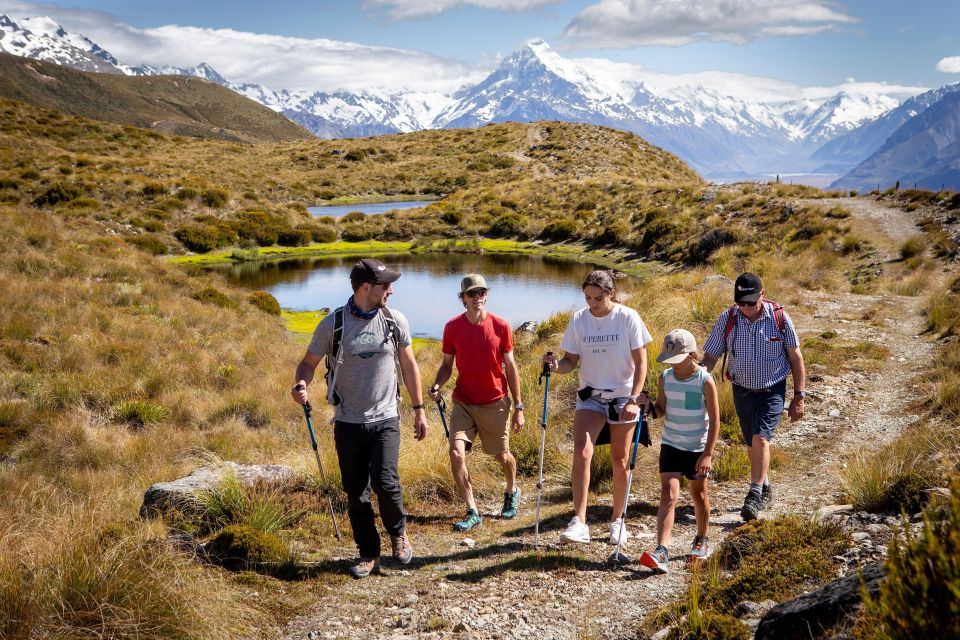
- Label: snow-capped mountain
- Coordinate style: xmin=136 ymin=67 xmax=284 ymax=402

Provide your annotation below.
xmin=0 ymin=15 xmax=916 ymax=179
xmin=812 ymin=82 xmax=960 ymax=174
xmin=0 ymin=14 xmax=122 ymax=73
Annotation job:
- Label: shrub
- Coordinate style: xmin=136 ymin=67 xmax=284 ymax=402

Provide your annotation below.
xmin=191 ymin=287 xmax=236 ymax=309
xmin=541 ymin=219 xmax=578 ymax=241
xmin=205 ymin=525 xmax=291 ymax=573
xmin=114 ymin=400 xmax=168 ymax=429
xmin=441 ymin=210 xmax=463 ymax=225
xmin=311 ymin=224 xmax=337 ymax=243
xmin=200 ymin=188 xmax=228 ymax=208
xmin=126 ymin=235 xmax=167 ymax=255
xmin=248 ymin=291 xmax=281 ymax=315
xmin=340 ymin=211 xmax=367 ymax=224
xmin=140 ymin=181 xmax=168 ymax=197
xmin=489 ymin=212 xmax=526 ymax=236
xmin=275 ymin=227 xmax=309 ymax=246
xmin=340 ymin=223 xmax=375 ymax=242
xmin=175 ymin=187 xmax=198 ymax=200
xmin=704 ymin=516 xmax=850 ymax=609
xmin=596 ymin=222 xmax=629 ymax=245
xmin=900 ymin=237 xmax=924 ymax=260
xmin=33 ymin=181 xmax=81 ymax=207
xmin=210 ymin=398 xmax=269 ymax=429
xmin=857 ymin=481 xmax=960 ymax=639
xmin=174 ymin=224 xmax=235 ymax=253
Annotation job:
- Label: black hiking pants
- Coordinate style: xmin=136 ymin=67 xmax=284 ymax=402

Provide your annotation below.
xmin=334 ymin=417 xmax=406 ymax=558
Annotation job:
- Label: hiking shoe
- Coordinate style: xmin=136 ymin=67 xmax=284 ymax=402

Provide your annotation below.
xmin=741 ymin=490 xmax=763 ymax=522
xmin=559 ymin=516 xmax=591 ymax=544
xmin=608 ymin=519 xmax=630 ymax=546
xmin=349 ymin=557 xmax=380 ymax=579
xmin=640 ymin=545 xmax=669 ymax=574
xmin=501 ymin=488 xmax=521 ymax=519
xmin=762 ymin=483 xmax=775 ymax=508
xmin=390 ymin=533 xmax=413 ymax=565
xmin=453 ymin=509 xmax=482 ymax=532
xmin=689 ymin=535 xmax=711 ymax=561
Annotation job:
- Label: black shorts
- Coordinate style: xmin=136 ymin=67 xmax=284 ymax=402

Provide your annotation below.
xmin=659 ymin=443 xmax=706 ymax=481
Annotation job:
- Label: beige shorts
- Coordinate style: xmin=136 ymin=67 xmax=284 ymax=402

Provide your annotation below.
xmin=450 ymin=396 xmax=512 ymax=456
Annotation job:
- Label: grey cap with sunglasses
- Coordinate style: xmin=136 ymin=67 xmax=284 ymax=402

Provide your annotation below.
xmin=461 ymin=273 xmax=488 ymax=294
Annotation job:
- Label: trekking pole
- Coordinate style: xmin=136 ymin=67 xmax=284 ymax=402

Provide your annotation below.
xmin=611 ymin=408 xmax=646 ymax=565
xmin=302 ymin=401 xmax=341 ymax=540
xmin=534 ymin=352 xmax=553 ymax=547
xmin=436 ymin=395 xmax=450 ymax=439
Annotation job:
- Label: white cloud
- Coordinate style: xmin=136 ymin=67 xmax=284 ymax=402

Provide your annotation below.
xmin=563 ymin=0 xmax=859 ymax=48
xmin=364 ymin=0 xmax=561 ymax=19
xmin=570 ymin=56 xmax=925 ymax=104
xmin=936 ymin=56 xmax=960 ymax=74
xmin=0 ymin=0 xmax=486 ymax=91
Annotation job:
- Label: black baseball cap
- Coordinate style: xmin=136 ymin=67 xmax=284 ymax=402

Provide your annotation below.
xmin=350 ymin=258 xmax=401 ymax=287
xmin=734 ymin=272 xmax=763 ymax=303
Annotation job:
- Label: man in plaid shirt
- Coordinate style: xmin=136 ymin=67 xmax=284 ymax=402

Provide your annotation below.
xmin=702 ymin=272 xmax=807 ymax=521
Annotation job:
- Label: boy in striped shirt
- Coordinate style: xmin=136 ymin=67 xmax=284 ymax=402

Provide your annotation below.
xmin=639 ymin=329 xmax=720 ymax=573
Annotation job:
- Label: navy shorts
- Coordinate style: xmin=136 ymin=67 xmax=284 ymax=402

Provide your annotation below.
xmin=732 ymin=378 xmax=786 ymax=444
xmin=659 ymin=443 xmax=705 ymax=481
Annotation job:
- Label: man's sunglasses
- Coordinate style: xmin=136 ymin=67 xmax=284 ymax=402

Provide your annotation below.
xmin=465 ymin=289 xmax=489 ymax=298
xmin=736 ymin=300 xmax=759 ymax=307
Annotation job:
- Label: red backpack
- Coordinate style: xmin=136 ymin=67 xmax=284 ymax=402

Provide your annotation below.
xmin=720 ymin=300 xmax=786 ymax=380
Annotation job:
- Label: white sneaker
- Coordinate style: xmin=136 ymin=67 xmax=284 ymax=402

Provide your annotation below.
xmin=609 ymin=519 xmax=630 ymax=545
xmin=559 ymin=516 xmax=591 ymax=544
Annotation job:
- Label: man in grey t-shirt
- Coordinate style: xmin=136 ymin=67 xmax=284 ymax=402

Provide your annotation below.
xmin=291 ymin=258 xmax=428 ymax=579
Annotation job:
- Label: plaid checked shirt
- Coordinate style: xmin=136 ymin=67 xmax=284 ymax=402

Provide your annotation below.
xmin=703 ymin=302 xmax=799 ymax=390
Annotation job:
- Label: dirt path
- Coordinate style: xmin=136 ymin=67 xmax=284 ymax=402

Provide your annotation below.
xmin=278 ymin=197 xmax=934 ymax=640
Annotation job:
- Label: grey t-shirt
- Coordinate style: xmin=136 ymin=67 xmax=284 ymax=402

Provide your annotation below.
xmin=307 ymin=305 xmax=412 ymax=423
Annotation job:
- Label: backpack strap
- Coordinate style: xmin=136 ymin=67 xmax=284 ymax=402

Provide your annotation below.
xmin=764 ymin=300 xmax=786 ymax=336
xmin=325 ymin=307 xmax=345 ymax=407
xmin=720 ymin=305 xmax=737 ymax=381
xmin=380 ymin=307 xmax=404 ymax=403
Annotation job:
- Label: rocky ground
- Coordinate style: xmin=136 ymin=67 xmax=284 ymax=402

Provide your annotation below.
xmin=274 ymin=196 xmax=945 ymax=640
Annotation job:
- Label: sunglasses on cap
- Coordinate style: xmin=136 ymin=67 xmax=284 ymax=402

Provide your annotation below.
xmin=464 ymin=288 xmax=488 ymax=298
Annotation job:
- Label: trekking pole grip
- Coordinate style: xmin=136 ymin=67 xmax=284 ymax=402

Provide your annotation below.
xmin=539 ymin=351 xmax=553 ymax=385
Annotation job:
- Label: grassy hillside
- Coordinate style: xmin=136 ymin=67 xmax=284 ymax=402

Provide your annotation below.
xmin=0 ymin=53 xmax=312 ymax=143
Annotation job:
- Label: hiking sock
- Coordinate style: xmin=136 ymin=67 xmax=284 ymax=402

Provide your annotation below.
xmin=749 ymin=482 xmax=762 ymax=496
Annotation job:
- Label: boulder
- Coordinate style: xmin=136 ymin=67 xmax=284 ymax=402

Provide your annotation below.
xmin=814 ymin=504 xmax=854 ymax=524
xmin=140 ymin=461 xmax=296 ymax=518
xmin=697 ymin=274 xmax=734 ymax=289
xmin=516 ymin=321 xmax=539 ymax=335
xmin=754 ymin=563 xmax=885 ymax=640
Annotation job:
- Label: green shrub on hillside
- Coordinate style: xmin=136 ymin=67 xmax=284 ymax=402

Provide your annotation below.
xmin=126 ymin=234 xmax=167 ymax=255
xmin=201 ymin=188 xmax=228 ymax=208
xmin=489 ymin=212 xmax=526 ymax=236
xmin=856 ymin=481 xmax=960 ymax=639
xmin=248 ymin=291 xmax=281 ymax=315
xmin=340 ymin=211 xmax=367 ymax=224
xmin=340 ymin=223 xmax=375 ymax=242
xmin=206 ymin=525 xmax=292 ymax=574
xmin=174 ymin=223 xmax=236 ymax=253
xmin=33 ymin=181 xmax=82 ymax=207
xmin=277 ymin=227 xmax=312 ymax=246
xmin=191 ymin=287 xmax=236 ymax=308
xmin=311 ymin=224 xmax=337 ymax=243
xmin=540 ymin=219 xmax=579 ymax=241
xmin=114 ymin=400 xmax=168 ymax=429
xmin=139 ymin=181 xmax=168 ymax=198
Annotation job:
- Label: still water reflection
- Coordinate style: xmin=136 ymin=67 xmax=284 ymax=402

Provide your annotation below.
xmin=215 ymin=253 xmax=634 ymax=338
xmin=307 ymin=201 xmax=435 ymax=218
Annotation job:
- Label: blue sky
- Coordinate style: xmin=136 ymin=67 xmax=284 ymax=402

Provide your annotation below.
xmin=2 ymin=0 xmax=959 ymax=96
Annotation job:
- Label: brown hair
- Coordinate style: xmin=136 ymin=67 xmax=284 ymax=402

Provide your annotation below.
xmin=582 ymin=269 xmax=618 ymax=302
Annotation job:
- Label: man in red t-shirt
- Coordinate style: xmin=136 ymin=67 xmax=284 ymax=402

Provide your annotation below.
xmin=428 ymin=274 xmax=525 ymax=531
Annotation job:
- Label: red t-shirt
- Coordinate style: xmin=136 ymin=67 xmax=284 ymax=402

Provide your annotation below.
xmin=442 ymin=312 xmax=514 ymax=405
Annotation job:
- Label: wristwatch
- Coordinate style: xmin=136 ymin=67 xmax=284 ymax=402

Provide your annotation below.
xmin=626 ymin=395 xmax=638 ymax=404
xmin=411 ymin=404 xmax=425 ymax=410
xmin=514 ymin=403 xmax=525 ymax=411
xmin=794 ymin=390 xmax=807 ymax=398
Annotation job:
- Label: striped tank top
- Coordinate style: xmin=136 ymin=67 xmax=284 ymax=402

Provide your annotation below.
xmin=661 ymin=367 xmax=710 ymax=452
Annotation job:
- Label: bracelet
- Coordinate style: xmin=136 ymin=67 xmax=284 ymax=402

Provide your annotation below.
xmin=411 ymin=404 xmax=425 ymax=410
xmin=292 ymin=383 xmax=305 ymax=392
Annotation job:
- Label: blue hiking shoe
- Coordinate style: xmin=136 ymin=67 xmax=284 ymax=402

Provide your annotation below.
xmin=640 ymin=545 xmax=670 ymax=574
xmin=453 ymin=509 xmax=482 ymax=532
xmin=689 ymin=535 xmax=711 ymax=561
xmin=501 ymin=489 xmax=521 ymax=519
